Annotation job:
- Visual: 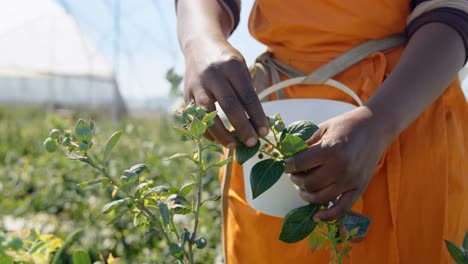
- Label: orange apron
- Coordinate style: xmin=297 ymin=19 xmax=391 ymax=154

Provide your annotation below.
xmin=221 ymin=1 xmax=468 ymax=263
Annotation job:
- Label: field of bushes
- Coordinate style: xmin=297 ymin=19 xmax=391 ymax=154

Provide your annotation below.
xmin=0 ymin=106 xmax=223 ymax=263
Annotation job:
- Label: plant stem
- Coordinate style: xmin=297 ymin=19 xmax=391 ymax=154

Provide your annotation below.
xmin=86 ymin=155 xmax=167 ymax=241
xmin=188 ymin=139 xmax=204 ymax=264
xmin=170 ymin=214 xmax=181 ymax=241
xmin=260 ymin=136 xmax=283 ymax=154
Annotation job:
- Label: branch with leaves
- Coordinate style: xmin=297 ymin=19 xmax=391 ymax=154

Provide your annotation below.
xmin=44 ymin=105 xmax=229 ymax=264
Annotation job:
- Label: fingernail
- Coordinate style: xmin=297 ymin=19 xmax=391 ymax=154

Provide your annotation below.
xmin=246 ymin=137 xmax=257 ymax=147
xmin=312 ymin=216 xmax=321 ymax=223
xmin=284 ymin=157 xmax=295 ymax=173
xmin=258 ymin=127 xmax=269 ymax=137
xmin=227 ymin=142 xmax=236 ymax=149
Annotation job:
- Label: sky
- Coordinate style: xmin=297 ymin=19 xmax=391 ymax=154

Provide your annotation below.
xmin=59 ymin=0 xmax=264 ymax=100
xmin=59 ymin=0 xmax=467 ymax=100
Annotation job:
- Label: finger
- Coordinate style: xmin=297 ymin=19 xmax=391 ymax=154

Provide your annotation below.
xmin=194 ymin=89 xmax=236 ymax=148
xmin=207 ymin=76 xmax=258 ymax=147
xmin=299 ymin=183 xmax=342 ymax=205
xmin=226 ymin=64 xmax=269 ymax=137
xmin=289 ymin=173 xmax=306 ymax=190
xmin=306 ymin=126 xmax=325 ymax=146
xmin=284 ymin=145 xmax=328 ymax=173
xmin=312 ymin=190 xmax=359 ymax=222
xmin=301 ymin=166 xmax=338 ymax=192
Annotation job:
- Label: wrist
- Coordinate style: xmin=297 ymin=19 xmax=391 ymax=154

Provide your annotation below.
xmin=354 ymin=105 xmax=398 ymax=149
xmin=181 ymin=34 xmax=228 ymax=57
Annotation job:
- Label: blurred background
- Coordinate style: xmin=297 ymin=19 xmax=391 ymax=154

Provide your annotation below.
xmin=0 ymin=1 xmax=466 ymax=263
xmin=0 ymin=0 xmax=267 ymax=119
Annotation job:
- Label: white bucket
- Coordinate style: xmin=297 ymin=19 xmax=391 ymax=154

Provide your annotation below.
xmin=217 ymin=78 xmax=363 ymax=218
xmin=242 ymin=98 xmax=357 ymax=217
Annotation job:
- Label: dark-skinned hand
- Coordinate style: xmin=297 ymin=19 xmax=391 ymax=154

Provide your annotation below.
xmin=286 ymin=107 xmax=392 ymax=222
xmin=183 ymin=37 xmax=269 ymax=148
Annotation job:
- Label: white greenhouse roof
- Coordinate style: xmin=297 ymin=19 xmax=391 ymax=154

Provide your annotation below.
xmin=0 ymin=0 xmax=113 ymax=79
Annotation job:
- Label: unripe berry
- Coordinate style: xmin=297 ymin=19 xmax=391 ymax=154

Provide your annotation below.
xmin=186 ymin=105 xmax=197 ymax=115
xmin=258 ymin=153 xmax=264 ymax=159
xmin=62 ymin=137 xmax=71 ymax=146
xmin=63 ymin=130 xmax=71 ymax=137
xmin=274 ymin=120 xmax=285 ymax=132
xmin=44 ymin=137 xmax=58 ymax=153
xmin=195 ymin=237 xmax=207 ymax=249
xmin=196 ymin=107 xmax=206 ymax=117
xmin=49 ymin=129 xmax=61 ymax=140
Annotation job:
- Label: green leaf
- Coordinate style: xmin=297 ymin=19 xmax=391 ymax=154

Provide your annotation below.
xmin=77 ymin=178 xmax=109 ymax=189
xmin=280 ymin=134 xmax=307 ymax=157
xmin=107 ymin=209 xmax=128 ymax=225
xmin=180 ymin=229 xmax=190 ymax=248
xmin=283 ymin=120 xmax=319 ymax=142
xmin=204 ymin=144 xmax=224 ymax=154
xmin=133 ymin=212 xmax=142 ymax=227
xmin=190 ymin=117 xmax=207 ymax=138
xmin=166 ymin=153 xmax=192 ymax=162
xmin=102 ymin=199 xmax=128 ymax=214
xmin=179 ymin=182 xmax=196 ymax=196
xmin=343 ymin=246 xmax=352 ymax=259
xmin=75 ymin=119 xmax=94 ymax=143
xmin=208 ymin=157 xmax=232 ymax=169
xmin=145 ymin=186 xmax=178 ymax=197
xmin=308 ymin=231 xmax=319 ymax=249
xmin=73 ymin=250 xmax=91 ymax=264
xmin=158 ymin=201 xmax=170 ymax=227
xmin=463 ymin=229 xmax=468 ymax=250
xmin=167 ymin=194 xmax=190 ymax=215
xmin=337 ymin=212 xmax=371 ymax=238
xmin=120 ymin=170 xmax=138 ymax=185
xmin=128 ymin=163 xmax=150 ymax=175
xmin=279 ymin=204 xmax=320 ymax=243
xmin=28 ymin=240 xmax=46 ymax=253
xmin=66 ymin=153 xmax=92 ymax=165
xmin=202 ymin=195 xmax=221 ymax=204
xmin=316 ymin=235 xmax=325 ymax=250
xmin=250 ymin=159 xmax=285 ymax=199
xmin=103 ymin=131 xmax=121 ymax=163
xmin=445 ymin=240 xmax=468 ymax=264
xmin=202 ymin=111 xmax=218 ymax=124
xmin=169 ymin=243 xmax=183 ymax=259
xmin=235 ymin=139 xmax=261 ymax=165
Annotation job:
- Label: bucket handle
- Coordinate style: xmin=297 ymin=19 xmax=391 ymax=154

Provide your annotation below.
xmin=256 ymin=77 xmax=364 ymax=106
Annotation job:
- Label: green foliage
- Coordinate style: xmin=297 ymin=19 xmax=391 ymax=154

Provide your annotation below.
xmin=0 ymin=107 xmax=223 ymax=263
xmin=250 ymin=159 xmax=285 ymax=199
xmin=0 ymin=229 xmax=63 ymax=264
xmin=40 ymin=105 xmax=230 ymax=264
xmin=279 ymin=134 xmax=307 ymax=157
xmin=282 ymin=120 xmax=319 ymax=142
xmin=445 ymin=240 xmax=468 ymax=264
xmin=235 ymin=139 xmax=261 ymax=165
xmin=103 ymin=131 xmax=121 ymax=163
xmin=337 ymin=213 xmax=371 ymax=238
xmin=73 ymin=250 xmax=91 ymax=264
xmin=279 ymin=204 xmax=319 ymax=243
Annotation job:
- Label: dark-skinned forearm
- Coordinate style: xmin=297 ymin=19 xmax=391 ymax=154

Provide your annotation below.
xmin=366 ymin=23 xmax=465 ymax=142
xmin=176 ymin=0 xmax=233 ymax=54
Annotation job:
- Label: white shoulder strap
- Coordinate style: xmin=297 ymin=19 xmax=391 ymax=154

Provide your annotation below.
xmin=256 ymin=34 xmax=407 ymax=106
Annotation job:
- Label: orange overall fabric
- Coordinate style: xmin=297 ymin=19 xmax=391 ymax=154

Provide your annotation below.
xmin=222 ymin=1 xmax=468 ymax=263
